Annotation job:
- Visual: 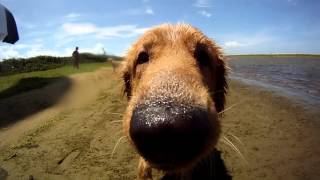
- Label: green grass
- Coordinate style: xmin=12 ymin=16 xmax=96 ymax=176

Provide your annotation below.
xmin=0 ymin=63 xmax=110 ymax=99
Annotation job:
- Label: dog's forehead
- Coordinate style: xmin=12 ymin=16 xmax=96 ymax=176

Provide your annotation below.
xmin=139 ymin=24 xmax=207 ymax=48
xmin=158 ymin=24 xmax=196 ymax=41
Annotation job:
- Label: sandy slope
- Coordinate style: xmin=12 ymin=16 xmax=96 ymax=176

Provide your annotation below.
xmin=0 ymin=68 xmax=114 ymax=147
xmin=0 ymin=68 xmax=319 ymax=180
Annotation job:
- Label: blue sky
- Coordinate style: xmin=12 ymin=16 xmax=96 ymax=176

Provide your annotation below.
xmin=0 ymin=0 xmax=319 ymax=59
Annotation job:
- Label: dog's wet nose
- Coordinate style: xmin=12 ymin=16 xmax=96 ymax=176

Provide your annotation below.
xmin=130 ymin=101 xmax=214 ymax=167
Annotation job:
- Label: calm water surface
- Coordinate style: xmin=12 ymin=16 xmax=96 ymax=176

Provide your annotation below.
xmin=228 ymin=57 xmax=320 ymax=107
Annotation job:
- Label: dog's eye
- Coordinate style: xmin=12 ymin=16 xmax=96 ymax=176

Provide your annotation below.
xmin=194 ymin=44 xmax=210 ymax=67
xmin=137 ymin=51 xmax=149 ymax=65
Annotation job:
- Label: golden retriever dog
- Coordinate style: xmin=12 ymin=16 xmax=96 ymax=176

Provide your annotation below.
xmin=121 ymin=23 xmax=229 ymax=179
xmin=109 ymin=59 xmax=121 ymax=72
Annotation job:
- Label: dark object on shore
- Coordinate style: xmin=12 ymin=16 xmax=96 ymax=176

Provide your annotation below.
xmin=162 ymin=150 xmax=232 ymax=180
xmin=72 ymin=47 xmax=80 ymax=69
xmin=0 ymin=3 xmax=19 ymax=44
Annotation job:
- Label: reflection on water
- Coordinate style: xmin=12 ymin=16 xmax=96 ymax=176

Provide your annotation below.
xmin=228 ymin=57 xmax=320 ymax=106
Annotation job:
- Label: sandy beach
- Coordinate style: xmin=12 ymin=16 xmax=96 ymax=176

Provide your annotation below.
xmin=220 ymin=80 xmax=320 ymax=180
xmin=0 ymin=68 xmax=320 ymax=179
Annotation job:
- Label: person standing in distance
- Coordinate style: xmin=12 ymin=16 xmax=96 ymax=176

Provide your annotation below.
xmin=72 ymin=47 xmax=80 ymax=69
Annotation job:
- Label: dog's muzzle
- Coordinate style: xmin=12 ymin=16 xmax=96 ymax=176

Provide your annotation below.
xmin=130 ymin=98 xmax=214 ymax=169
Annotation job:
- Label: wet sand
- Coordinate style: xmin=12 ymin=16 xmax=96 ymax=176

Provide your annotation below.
xmin=220 ymin=80 xmax=320 ymax=180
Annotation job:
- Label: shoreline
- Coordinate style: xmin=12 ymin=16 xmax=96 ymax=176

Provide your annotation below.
xmin=229 ymin=76 xmax=320 ymax=112
xmin=228 ymin=54 xmax=320 ymax=59
xmin=220 ymin=80 xmax=320 ymax=179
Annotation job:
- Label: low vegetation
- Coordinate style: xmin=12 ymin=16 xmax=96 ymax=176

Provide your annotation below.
xmin=0 ymin=53 xmax=122 ymax=76
xmin=0 ymin=63 xmax=111 ymax=100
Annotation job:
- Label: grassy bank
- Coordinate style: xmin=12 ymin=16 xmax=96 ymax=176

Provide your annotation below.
xmin=0 ymin=63 xmax=110 ymax=99
xmin=0 ymin=53 xmax=122 ymax=76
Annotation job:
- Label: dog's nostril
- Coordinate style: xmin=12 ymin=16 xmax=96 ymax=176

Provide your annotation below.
xmin=130 ymin=103 xmax=213 ymax=166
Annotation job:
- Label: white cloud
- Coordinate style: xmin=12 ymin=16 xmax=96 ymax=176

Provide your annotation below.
xmin=224 ymin=41 xmax=246 ymax=48
xmin=64 ymin=43 xmax=111 ymax=56
xmin=23 ymin=23 xmax=37 ymax=29
xmin=11 ymin=44 xmax=29 ymax=50
xmin=0 ymin=46 xmax=21 ymax=59
xmin=0 ymin=43 xmax=35 ymax=59
xmin=0 ymin=43 xmax=70 ymax=60
xmin=198 ymin=10 xmax=212 ymax=18
xmin=0 ymin=43 xmax=46 ymax=59
xmin=80 ymin=43 xmax=106 ymax=54
xmin=26 ymin=49 xmax=62 ymax=58
xmin=22 ymin=43 xmax=62 ymax=57
xmin=64 ymin=13 xmax=81 ymax=20
xmin=1 ymin=14 xmax=150 ymax=59
xmin=145 ymin=7 xmax=154 ymax=15
xmin=0 ymin=42 xmax=113 ymax=60
xmin=194 ymin=0 xmax=211 ymax=8
xmin=1 ymin=21 xmax=151 ymax=59
xmin=97 ymin=25 xmax=150 ymax=38
xmin=220 ymin=30 xmax=275 ymax=54
xmin=61 ymin=22 xmax=149 ymax=38
xmin=62 ymin=23 xmax=97 ymax=35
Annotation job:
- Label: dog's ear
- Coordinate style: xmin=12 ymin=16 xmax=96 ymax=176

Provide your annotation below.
xmin=207 ymin=44 xmax=228 ymax=113
xmin=120 ymin=61 xmax=132 ymax=100
xmin=123 ymin=71 xmax=132 ymax=99
xmin=194 ymin=41 xmax=228 ymax=113
xmin=213 ymin=52 xmax=228 ymax=113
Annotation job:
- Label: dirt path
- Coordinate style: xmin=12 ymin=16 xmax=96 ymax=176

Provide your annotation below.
xmin=0 ymin=67 xmax=139 ymax=179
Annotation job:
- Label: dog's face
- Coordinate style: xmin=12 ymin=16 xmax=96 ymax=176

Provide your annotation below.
xmin=121 ymin=24 xmax=227 ymax=172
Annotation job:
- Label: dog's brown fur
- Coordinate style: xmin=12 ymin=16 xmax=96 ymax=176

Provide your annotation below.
xmin=121 ymin=23 xmax=228 ymax=179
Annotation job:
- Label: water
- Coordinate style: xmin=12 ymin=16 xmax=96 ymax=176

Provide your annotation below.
xmin=228 ymin=56 xmax=320 ymax=107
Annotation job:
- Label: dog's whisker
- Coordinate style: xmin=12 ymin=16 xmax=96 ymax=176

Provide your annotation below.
xmin=223 ymin=132 xmax=249 ymax=155
xmin=220 ymin=122 xmax=235 ymax=127
xmin=218 ymin=102 xmax=242 ymax=115
xmin=114 ymin=130 xmax=124 ymax=137
xmin=110 ymin=120 xmax=123 ymax=124
xmin=109 ymin=112 xmax=123 ymax=116
xmin=226 ymin=132 xmax=245 ymax=147
xmin=226 ymin=65 xmax=232 ymax=71
xmin=221 ymin=138 xmax=236 ymax=155
xmin=110 ymin=136 xmax=127 ymax=159
xmin=222 ymin=136 xmax=249 ymax=166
